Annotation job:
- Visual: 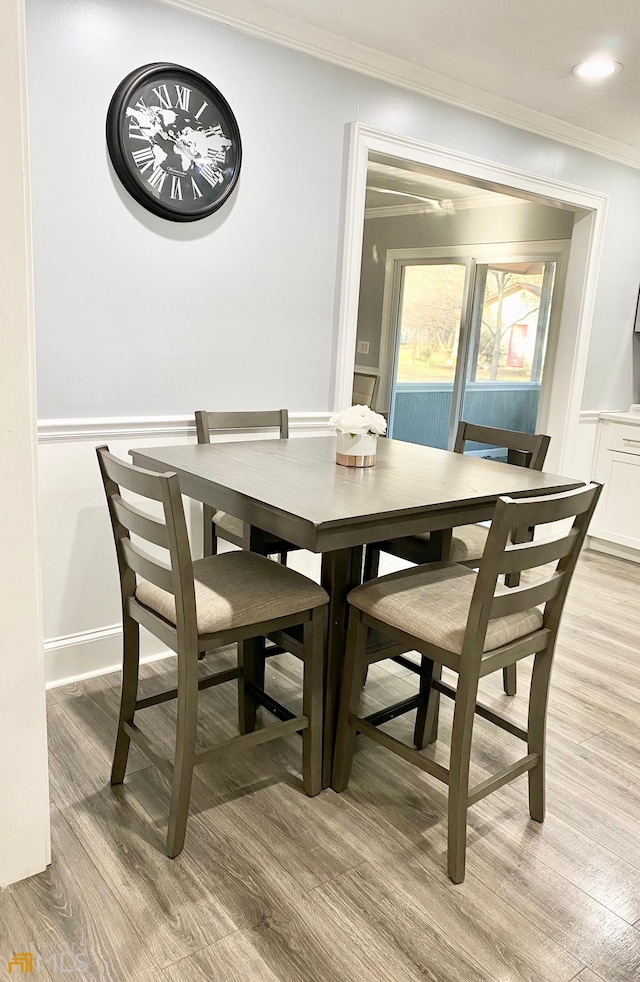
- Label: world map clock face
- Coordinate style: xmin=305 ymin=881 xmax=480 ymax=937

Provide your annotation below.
xmin=107 ymin=64 xmax=242 ymax=222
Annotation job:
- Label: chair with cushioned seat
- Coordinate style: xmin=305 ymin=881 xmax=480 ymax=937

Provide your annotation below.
xmin=97 ymin=446 xmax=328 ymax=858
xmin=195 ymin=409 xmax=298 ymax=564
xmin=332 ymin=481 xmax=601 ymax=883
xmin=364 ymin=421 xmax=551 ymax=697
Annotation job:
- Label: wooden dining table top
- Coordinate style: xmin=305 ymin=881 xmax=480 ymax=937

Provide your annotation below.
xmin=131 ymin=436 xmax=583 ymax=552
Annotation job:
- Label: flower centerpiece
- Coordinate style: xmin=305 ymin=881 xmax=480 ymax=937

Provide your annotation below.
xmin=329 ymin=404 xmax=388 ymax=467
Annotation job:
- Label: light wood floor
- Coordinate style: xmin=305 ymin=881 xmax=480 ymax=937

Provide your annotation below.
xmin=2 ymin=549 xmax=640 ymax=981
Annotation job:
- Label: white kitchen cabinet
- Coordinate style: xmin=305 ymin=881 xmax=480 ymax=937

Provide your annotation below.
xmin=590 ymin=409 xmax=640 ymax=561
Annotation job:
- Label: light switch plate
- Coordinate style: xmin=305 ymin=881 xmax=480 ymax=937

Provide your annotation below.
xmin=357 ymin=340 xmax=370 ymax=355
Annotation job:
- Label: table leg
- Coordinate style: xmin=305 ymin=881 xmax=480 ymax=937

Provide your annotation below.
xmin=320 ymin=545 xmax=363 ymax=788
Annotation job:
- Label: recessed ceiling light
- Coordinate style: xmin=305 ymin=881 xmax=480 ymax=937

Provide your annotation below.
xmin=572 ymin=57 xmax=622 ymax=79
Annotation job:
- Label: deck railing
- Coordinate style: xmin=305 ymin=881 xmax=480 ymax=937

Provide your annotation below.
xmin=390 ymin=381 xmax=541 ymax=449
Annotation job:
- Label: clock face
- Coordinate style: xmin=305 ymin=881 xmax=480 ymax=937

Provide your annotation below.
xmin=106 ymin=63 xmax=242 ymax=222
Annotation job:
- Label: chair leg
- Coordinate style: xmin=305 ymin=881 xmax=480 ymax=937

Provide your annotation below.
xmin=502 ymin=664 xmax=517 ymax=696
xmin=527 ymin=645 xmax=553 ymax=823
xmin=237 ymin=636 xmax=264 ymax=735
xmin=424 ymin=663 xmax=442 ymax=744
xmin=363 ymin=545 xmax=380 ymax=582
xmin=502 ymin=570 xmax=521 ymax=695
xmin=447 ymin=667 xmax=480 ymax=884
xmin=166 ymin=648 xmax=198 ymax=858
xmin=301 ymin=608 xmax=325 ymax=797
xmin=331 ymin=611 xmax=368 ymax=792
xmin=413 ymin=656 xmax=435 ymax=749
xmin=111 ymin=614 xmax=140 ymax=785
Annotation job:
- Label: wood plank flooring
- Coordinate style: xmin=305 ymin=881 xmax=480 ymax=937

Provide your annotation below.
xmin=2 ymin=548 xmax=640 ymax=980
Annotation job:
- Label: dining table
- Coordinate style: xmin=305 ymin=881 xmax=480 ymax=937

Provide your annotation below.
xmin=131 ymin=434 xmax=583 ymax=786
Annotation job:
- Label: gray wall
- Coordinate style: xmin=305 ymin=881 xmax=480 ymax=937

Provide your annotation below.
xmin=26 ymin=0 xmax=640 ymax=418
xmin=356 ymin=202 xmax=575 ymax=369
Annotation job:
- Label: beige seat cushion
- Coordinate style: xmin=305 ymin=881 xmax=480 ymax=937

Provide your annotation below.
xmin=410 ymin=523 xmax=489 ymax=563
xmin=213 ymin=511 xmax=244 ymax=539
xmin=348 ymin=563 xmax=542 ymax=654
xmin=136 ymin=551 xmax=328 ymax=635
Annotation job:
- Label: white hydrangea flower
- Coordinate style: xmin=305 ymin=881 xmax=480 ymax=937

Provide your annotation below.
xmin=329 ymin=404 xmax=388 ymax=436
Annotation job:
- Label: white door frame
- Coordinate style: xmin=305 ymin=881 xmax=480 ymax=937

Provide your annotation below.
xmin=334 ymin=122 xmax=609 ymax=475
xmin=0 ymin=0 xmax=50 ymax=886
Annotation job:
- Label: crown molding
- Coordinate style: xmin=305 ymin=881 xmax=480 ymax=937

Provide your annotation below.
xmin=159 ymin=0 xmax=640 ymax=170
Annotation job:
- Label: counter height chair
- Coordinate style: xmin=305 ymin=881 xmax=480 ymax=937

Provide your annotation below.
xmin=97 ymin=446 xmax=328 ymax=858
xmin=333 ymin=482 xmax=601 ymax=883
xmin=364 ymin=422 xmax=551 ymax=698
xmin=195 ymin=409 xmax=299 ymax=565
xmin=352 ymin=371 xmax=379 ymax=409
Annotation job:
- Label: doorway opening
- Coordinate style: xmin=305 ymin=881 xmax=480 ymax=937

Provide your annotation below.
xmin=335 ymin=124 xmax=608 ymax=475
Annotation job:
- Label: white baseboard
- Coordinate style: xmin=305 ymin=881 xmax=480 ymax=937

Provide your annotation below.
xmin=587 ymin=536 xmax=640 ymax=565
xmin=44 ymin=624 xmax=173 ymax=688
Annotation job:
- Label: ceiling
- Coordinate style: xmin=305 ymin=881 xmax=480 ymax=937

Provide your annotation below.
xmin=365 ymin=159 xmax=518 ymax=212
xmin=165 ymin=0 xmax=640 ymax=167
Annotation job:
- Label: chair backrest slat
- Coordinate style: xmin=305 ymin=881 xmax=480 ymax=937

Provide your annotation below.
xmin=490 ymin=573 xmax=563 ymax=618
xmin=112 ymin=495 xmax=170 ymax=549
xmin=462 ymin=482 xmax=601 ymax=657
xmin=352 ymin=372 xmax=379 ymax=408
xmin=195 ymin=409 xmax=288 ymax=443
xmin=98 ymin=448 xmax=166 ymax=501
xmin=498 ymin=530 xmax=578 ymax=575
xmin=496 ymin=486 xmax=592 ymax=527
xmin=454 ymin=421 xmax=550 ymax=471
xmin=122 ymin=539 xmax=174 ymax=594
xmin=97 ymin=447 xmax=196 ymax=630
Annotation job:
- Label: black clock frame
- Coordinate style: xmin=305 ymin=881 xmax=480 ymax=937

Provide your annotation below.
xmin=106 ymin=62 xmax=242 ymax=222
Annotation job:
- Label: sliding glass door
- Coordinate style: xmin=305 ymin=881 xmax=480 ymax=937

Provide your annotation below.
xmin=460 ymin=261 xmax=556 ymax=450
xmin=389 ymin=260 xmax=471 ymax=449
xmin=388 ymin=251 xmax=560 ymax=452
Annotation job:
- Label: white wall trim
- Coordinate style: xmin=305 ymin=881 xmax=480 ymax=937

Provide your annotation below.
xmin=0 ymin=0 xmax=50 ymax=887
xmin=159 ymin=0 xmax=640 ymax=170
xmin=45 ymin=625 xmax=172 ymax=689
xmin=38 ymin=411 xmax=333 ymax=443
xmin=335 ymin=123 xmax=609 ymax=477
xmin=587 ymin=537 xmax=640 ymax=563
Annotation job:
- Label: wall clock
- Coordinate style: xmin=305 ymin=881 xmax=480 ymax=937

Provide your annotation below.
xmin=106 ymin=63 xmax=242 ymax=222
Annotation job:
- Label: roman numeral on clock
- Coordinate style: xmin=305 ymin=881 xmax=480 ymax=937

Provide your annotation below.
xmin=148 ymin=166 xmax=167 ymax=192
xmin=132 ymin=146 xmax=154 ymax=174
xmin=200 ymin=162 xmax=221 ymax=188
xmin=191 ymin=178 xmax=203 ymax=199
xmin=174 ymin=85 xmax=191 ymax=111
xmin=152 ymin=84 xmax=172 ymax=110
xmin=170 ymin=176 xmax=183 ymax=200
xmin=194 ymin=101 xmax=208 ymax=121
xmin=127 ymin=119 xmax=148 ymax=141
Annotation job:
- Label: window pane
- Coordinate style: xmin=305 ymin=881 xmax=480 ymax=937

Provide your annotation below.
xmin=396 ymin=264 xmax=467 ymax=384
xmin=469 ymin=262 xmax=556 ymax=384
